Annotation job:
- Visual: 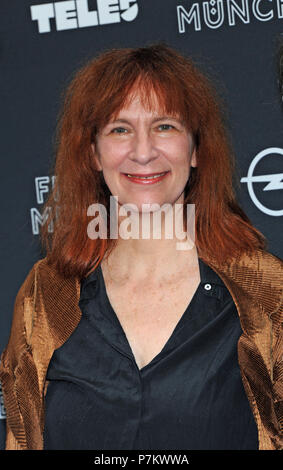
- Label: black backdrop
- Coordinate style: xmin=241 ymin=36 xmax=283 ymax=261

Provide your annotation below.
xmin=0 ymin=0 xmax=283 ymax=445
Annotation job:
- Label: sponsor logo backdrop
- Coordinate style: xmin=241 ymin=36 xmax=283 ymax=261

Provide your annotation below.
xmin=0 ymin=0 xmax=283 ymax=441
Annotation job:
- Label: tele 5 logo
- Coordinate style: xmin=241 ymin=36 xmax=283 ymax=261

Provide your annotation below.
xmin=31 ymin=0 xmax=138 ymax=33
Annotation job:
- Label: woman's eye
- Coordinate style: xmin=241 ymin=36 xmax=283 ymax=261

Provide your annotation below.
xmin=111 ymin=127 xmax=128 ymax=134
xmin=158 ymin=124 xmax=174 ymax=131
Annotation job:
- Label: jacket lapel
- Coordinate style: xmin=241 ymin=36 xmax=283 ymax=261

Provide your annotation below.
xmin=205 ymin=250 xmax=283 ymax=449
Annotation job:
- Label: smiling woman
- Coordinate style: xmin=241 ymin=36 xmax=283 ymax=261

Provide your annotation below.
xmin=92 ymin=92 xmax=197 ymax=211
xmin=40 ymin=44 xmax=265 ymax=278
xmin=0 ymin=44 xmax=282 ymax=451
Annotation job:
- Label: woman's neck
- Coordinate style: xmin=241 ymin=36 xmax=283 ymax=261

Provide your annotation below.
xmin=101 ymin=203 xmax=198 ymax=282
xmin=102 ymin=236 xmax=198 ymax=284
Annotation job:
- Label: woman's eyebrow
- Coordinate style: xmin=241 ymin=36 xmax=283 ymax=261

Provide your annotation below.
xmin=152 ymin=116 xmax=185 ymax=125
xmin=109 ymin=116 xmax=184 ymax=125
xmin=108 ymin=118 xmax=130 ymax=125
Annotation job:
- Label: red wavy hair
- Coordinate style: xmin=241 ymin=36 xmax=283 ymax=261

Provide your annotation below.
xmin=41 ymin=43 xmax=265 ymax=278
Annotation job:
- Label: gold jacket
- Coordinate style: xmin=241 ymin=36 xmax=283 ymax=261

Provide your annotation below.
xmin=0 ymin=250 xmax=282 ymax=450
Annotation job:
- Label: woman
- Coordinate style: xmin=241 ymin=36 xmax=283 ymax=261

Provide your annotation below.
xmin=0 ymin=44 xmax=282 ymax=450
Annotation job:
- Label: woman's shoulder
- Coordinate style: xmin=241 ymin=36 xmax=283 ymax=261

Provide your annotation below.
xmin=214 ymin=249 xmax=283 ymax=318
xmin=229 ymin=249 xmax=283 ymax=285
xmin=1 ymin=258 xmax=81 ymax=368
xmin=250 ymin=249 xmax=283 ymax=271
xmin=212 ymin=248 xmax=283 ymax=283
xmin=19 ymin=256 xmax=81 ymax=330
xmin=12 ymin=257 xmax=55 ymax=298
xmin=17 ymin=257 xmax=79 ymax=297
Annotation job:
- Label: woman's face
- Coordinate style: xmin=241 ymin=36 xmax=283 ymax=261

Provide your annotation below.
xmin=92 ymin=92 xmax=197 ymax=211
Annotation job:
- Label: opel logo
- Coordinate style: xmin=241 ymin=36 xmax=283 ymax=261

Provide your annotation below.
xmin=240 ymin=147 xmax=283 ymax=217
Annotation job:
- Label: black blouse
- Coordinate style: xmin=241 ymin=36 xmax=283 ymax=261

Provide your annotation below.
xmin=43 ymin=259 xmax=258 ymax=450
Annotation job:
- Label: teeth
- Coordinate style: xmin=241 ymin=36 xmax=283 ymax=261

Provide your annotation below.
xmin=127 ymin=172 xmax=167 ymax=179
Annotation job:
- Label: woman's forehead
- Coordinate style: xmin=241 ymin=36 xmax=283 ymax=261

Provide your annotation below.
xmin=110 ymin=86 xmax=182 ymax=121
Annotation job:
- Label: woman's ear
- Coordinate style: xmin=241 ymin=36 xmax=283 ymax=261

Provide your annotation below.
xmin=91 ymin=142 xmax=102 ymax=171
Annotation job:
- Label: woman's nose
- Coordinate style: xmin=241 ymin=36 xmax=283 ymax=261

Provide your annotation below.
xmin=129 ymin=129 xmax=159 ymax=164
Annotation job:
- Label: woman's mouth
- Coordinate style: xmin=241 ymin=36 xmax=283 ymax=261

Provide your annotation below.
xmin=122 ymin=171 xmax=170 ymax=184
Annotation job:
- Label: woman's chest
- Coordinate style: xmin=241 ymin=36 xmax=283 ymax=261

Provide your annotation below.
xmin=102 ymin=273 xmax=200 ymax=369
xmin=44 ymin=277 xmax=259 ymax=450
